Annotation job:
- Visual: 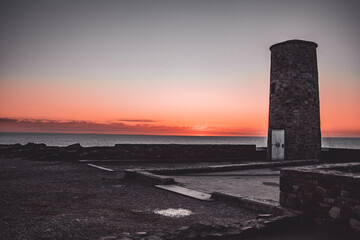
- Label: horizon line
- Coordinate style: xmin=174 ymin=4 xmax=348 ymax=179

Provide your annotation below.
xmin=1 ymin=131 xmax=360 ymax=139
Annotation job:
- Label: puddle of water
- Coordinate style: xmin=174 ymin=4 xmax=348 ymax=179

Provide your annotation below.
xmin=154 ymin=208 xmax=193 ymax=218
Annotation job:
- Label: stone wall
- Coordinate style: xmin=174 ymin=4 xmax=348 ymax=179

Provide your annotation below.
xmin=280 ymin=163 xmax=360 ymax=234
xmin=267 ymin=40 xmax=321 ymax=160
xmin=0 ymin=143 xmax=257 ymax=162
xmin=322 ymin=148 xmax=360 ymax=163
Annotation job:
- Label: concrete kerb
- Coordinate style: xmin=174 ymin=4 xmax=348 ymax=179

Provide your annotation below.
xmin=124 ymin=169 xmax=176 ymax=185
xmin=211 ymin=191 xmax=283 ymax=214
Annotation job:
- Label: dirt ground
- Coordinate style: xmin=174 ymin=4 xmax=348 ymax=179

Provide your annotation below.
xmin=0 ymin=158 xmax=259 ymax=239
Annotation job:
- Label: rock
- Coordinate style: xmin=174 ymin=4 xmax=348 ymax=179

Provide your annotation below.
xmin=241 ymin=226 xmax=257 ymax=235
xmin=66 ymin=143 xmax=82 ymax=149
xmin=323 ymin=198 xmax=335 ymax=204
xmin=147 ymin=236 xmax=162 ymax=240
xmin=319 ymin=203 xmax=330 ymax=209
xmin=328 ymin=206 xmax=341 ymax=219
xmin=313 ymin=218 xmax=324 ymax=225
xmin=99 ymin=236 xmax=117 ymax=240
xmin=182 ymin=230 xmax=198 ymax=239
xmin=120 ymin=232 xmax=132 ymax=240
xmin=316 ymin=186 xmax=326 ymax=194
xmin=24 ymin=142 xmax=46 ymax=148
xmin=207 ymin=233 xmax=224 ymax=238
xmin=257 ymin=214 xmax=273 ymax=219
xmin=304 ymin=192 xmax=313 ymax=200
xmin=349 ymin=218 xmax=360 ymax=233
xmin=340 ymin=190 xmax=349 ymax=197
xmin=154 ymin=232 xmax=170 ymax=239
xmin=177 ymin=226 xmax=188 ymax=231
xmin=355 ymin=205 xmax=360 ymax=217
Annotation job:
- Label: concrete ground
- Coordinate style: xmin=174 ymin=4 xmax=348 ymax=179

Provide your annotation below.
xmin=90 ymin=162 xmax=285 ymax=202
xmin=171 ymin=168 xmax=281 ymax=202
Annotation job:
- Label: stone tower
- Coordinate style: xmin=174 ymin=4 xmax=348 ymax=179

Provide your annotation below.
xmin=267 ymin=40 xmax=321 ymax=161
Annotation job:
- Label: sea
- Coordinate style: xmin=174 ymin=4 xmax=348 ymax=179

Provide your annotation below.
xmin=0 ymin=132 xmax=359 ymax=149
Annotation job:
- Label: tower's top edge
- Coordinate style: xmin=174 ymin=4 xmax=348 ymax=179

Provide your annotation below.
xmin=270 ymin=39 xmax=318 ymax=51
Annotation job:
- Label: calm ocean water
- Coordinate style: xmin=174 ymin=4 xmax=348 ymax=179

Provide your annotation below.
xmin=0 ymin=132 xmax=359 ymax=149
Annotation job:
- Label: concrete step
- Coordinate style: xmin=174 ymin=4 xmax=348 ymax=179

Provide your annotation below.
xmin=155 ymin=184 xmax=212 ymax=201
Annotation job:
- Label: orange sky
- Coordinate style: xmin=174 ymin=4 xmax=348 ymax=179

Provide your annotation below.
xmin=1 ymin=73 xmax=359 ymax=137
xmin=0 ymin=75 xmax=269 ymax=136
xmin=319 ymin=74 xmax=360 ymax=137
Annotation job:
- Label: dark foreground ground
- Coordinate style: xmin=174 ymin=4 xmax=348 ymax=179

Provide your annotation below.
xmin=0 ymin=158 xmax=357 ymax=239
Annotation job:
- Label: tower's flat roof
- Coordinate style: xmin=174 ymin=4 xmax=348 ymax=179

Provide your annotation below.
xmin=270 ymin=39 xmax=318 ymax=51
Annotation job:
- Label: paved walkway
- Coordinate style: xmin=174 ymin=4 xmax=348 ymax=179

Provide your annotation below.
xmin=171 ymin=168 xmax=281 ymax=202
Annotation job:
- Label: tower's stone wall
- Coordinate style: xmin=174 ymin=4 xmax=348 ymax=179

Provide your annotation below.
xmin=267 ymin=40 xmax=321 ymax=160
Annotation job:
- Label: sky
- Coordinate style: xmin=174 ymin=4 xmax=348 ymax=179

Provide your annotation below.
xmin=0 ymin=0 xmax=359 ymax=137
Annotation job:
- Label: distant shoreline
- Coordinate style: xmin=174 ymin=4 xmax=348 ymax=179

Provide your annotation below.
xmin=1 ymin=131 xmax=359 ymax=138
xmin=0 ymin=131 xmax=267 ymax=138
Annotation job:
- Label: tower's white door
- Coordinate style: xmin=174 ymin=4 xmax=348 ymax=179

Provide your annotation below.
xmin=271 ymin=130 xmax=285 ymax=160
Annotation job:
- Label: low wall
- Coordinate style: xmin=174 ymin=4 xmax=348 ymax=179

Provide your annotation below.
xmin=0 ymin=143 xmax=257 ymax=162
xmin=1 ymin=143 xmax=358 ymax=162
xmin=112 ymin=144 xmax=256 ymax=160
xmin=280 ymin=163 xmax=360 ymax=234
xmin=322 ymin=148 xmax=360 ymax=163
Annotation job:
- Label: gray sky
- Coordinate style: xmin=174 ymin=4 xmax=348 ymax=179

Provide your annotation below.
xmin=1 ymin=0 xmax=359 ymax=80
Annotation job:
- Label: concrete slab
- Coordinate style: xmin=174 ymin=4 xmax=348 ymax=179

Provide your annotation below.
xmin=155 ymin=185 xmax=213 ymax=201
xmin=121 ymin=161 xmax=319 ymax=203
xmin=171 ymin=168 xmax=280 ymax=202
xmin=125 ymin=170 xmax=175 ymax=185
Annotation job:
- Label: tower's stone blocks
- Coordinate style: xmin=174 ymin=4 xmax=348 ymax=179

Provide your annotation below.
xmin=267 ymin=40 xmax=321 ymax=160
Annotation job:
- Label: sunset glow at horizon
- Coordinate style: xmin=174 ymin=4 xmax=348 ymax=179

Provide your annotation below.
xmin=1 ymin=1 xmax=359 ymax=137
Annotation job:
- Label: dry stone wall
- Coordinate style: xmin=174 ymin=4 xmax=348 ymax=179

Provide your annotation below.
xmin=280 ymin=163 xmax=360 ymax=234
